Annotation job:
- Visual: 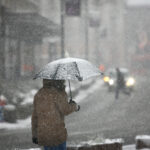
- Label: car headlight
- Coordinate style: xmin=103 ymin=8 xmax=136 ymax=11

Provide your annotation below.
xmin=103 ymin=76 xmax=110 ymax=82
xmin=109 ymin=79 xmax=114 ymax=85
xmin=126 ymin=77 xmax=135 ymax=87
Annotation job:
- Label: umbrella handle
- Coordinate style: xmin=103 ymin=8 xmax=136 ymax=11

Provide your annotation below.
xmin=68 ymin=80 xmax=73 ymax=102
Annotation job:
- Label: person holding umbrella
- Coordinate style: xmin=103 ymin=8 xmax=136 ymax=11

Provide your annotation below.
xmin=32 ymin=57 xmax=102 ymax=149
xmin=32 ymin=79 xmax=80 ymax=150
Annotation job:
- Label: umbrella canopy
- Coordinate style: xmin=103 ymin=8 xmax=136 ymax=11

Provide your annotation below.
xmin=33 ymin=57 xmax=102 ymax=81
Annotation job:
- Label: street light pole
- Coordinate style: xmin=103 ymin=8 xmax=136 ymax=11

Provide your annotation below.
xmin=60 ymin=0 xmax=65 ymax=58
xmin=85 ymin=0 xmax=89 ymax=60
xmin=0 ymin=5 xmax=6 ymax=78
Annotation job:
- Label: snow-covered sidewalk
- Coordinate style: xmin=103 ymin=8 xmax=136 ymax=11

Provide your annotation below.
xmin=9 ymin=145 xmax=149 ymax=150
xmin=0 ymin=116 xmax=31 ymax=130
xmin=123 ymin=145 xmax=136 ymax=150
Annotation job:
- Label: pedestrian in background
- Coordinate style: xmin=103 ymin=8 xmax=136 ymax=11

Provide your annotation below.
xmin=32 ymin=79 xmax=80 ymax=150
xmin=115 ymin=68 xmax=125 ymax=99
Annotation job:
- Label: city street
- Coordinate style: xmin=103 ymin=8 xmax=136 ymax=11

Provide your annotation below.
xmin=1 ymin=0 xmax=150 ymax=150
xmin=67 ymin=76 xmax=150 ymax=145
xmin=0 ymin=76 xmax=150 ymax=150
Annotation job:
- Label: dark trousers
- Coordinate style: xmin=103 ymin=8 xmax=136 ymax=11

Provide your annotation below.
xmin=44 ymin=142 xmax=66 ymax=150
xmin=115 ymin=86 xmax=120 ymax=99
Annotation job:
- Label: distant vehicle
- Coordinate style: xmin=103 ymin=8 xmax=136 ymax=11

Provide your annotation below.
xmin=103 ymin=68 xmax=135 ymax=94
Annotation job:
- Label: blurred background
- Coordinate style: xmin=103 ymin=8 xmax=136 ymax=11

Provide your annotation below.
xmin=0 ymin=0 xmax=150 ymax=149
xmin=0 ymin=0 xmax=150 ymax=93
xmin=1 ymin=0 xmax=150 ymax=91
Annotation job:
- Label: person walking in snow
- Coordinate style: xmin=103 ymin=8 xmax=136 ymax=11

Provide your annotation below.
xmin=32 ymin=79 xmax=80 ymax=150
xmin=115 ymin=68 xmax=125 ymax=99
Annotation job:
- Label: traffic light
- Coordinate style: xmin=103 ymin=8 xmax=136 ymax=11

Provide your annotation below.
xmin=65 ymin=0 xmax=80 ymax=16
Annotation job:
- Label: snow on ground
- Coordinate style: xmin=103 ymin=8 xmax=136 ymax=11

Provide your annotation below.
xmin=74 ymin=138 xmax=124 ymax=147
xmin=123 ymin=145 xmax=136 ymax=150
xmin=136 ymin=135 xmax=150 ymax=140
xmin=0 ymin=117 xmax=31 ymax=130
xmin=20 ymin=89 xmax=37 ymax=106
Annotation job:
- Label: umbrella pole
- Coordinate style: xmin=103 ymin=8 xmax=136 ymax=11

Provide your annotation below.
xmin=68 ymin=80 xmax=72 ymax=102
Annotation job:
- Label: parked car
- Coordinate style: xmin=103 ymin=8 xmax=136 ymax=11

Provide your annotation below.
xmin=103 ymin=68 xmax=135 ymax=93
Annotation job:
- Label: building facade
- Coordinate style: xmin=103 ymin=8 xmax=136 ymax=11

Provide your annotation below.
xmin=0 ymin=0 xmax=60 ymax=80
xmin=124 ymin=0 xmax=150 ymax=75
xmin=61 ymin=0 xmax=126 ymax=69
xmin=0 ymin=0 xmax=127 ymax=81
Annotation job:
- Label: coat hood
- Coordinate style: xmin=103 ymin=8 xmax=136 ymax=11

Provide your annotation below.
xmin=43 ymin=79 xmax=65 ymax=90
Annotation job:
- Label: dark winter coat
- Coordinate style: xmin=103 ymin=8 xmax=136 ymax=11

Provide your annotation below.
xmin=116 ymin=69 xmax=125 ymax=88
xmin=32 ymin=84 xmax=77 ymax=146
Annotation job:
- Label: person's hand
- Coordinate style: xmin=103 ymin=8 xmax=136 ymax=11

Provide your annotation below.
xmin=75 ymin=105 xmax=80 ymax=112
xmin=69 ymin=99 xmax=76 ymax=104
xmin=32 ymin=137 xmax=38 ymax=144
xmin=69 ymin=99 xmax=80 ymax=111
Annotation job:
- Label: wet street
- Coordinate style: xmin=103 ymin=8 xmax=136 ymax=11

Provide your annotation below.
xmin=67 ymin=76 xmax=150 ymax=144
xmin=0 ymin=76 xmax=150 ymax=150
